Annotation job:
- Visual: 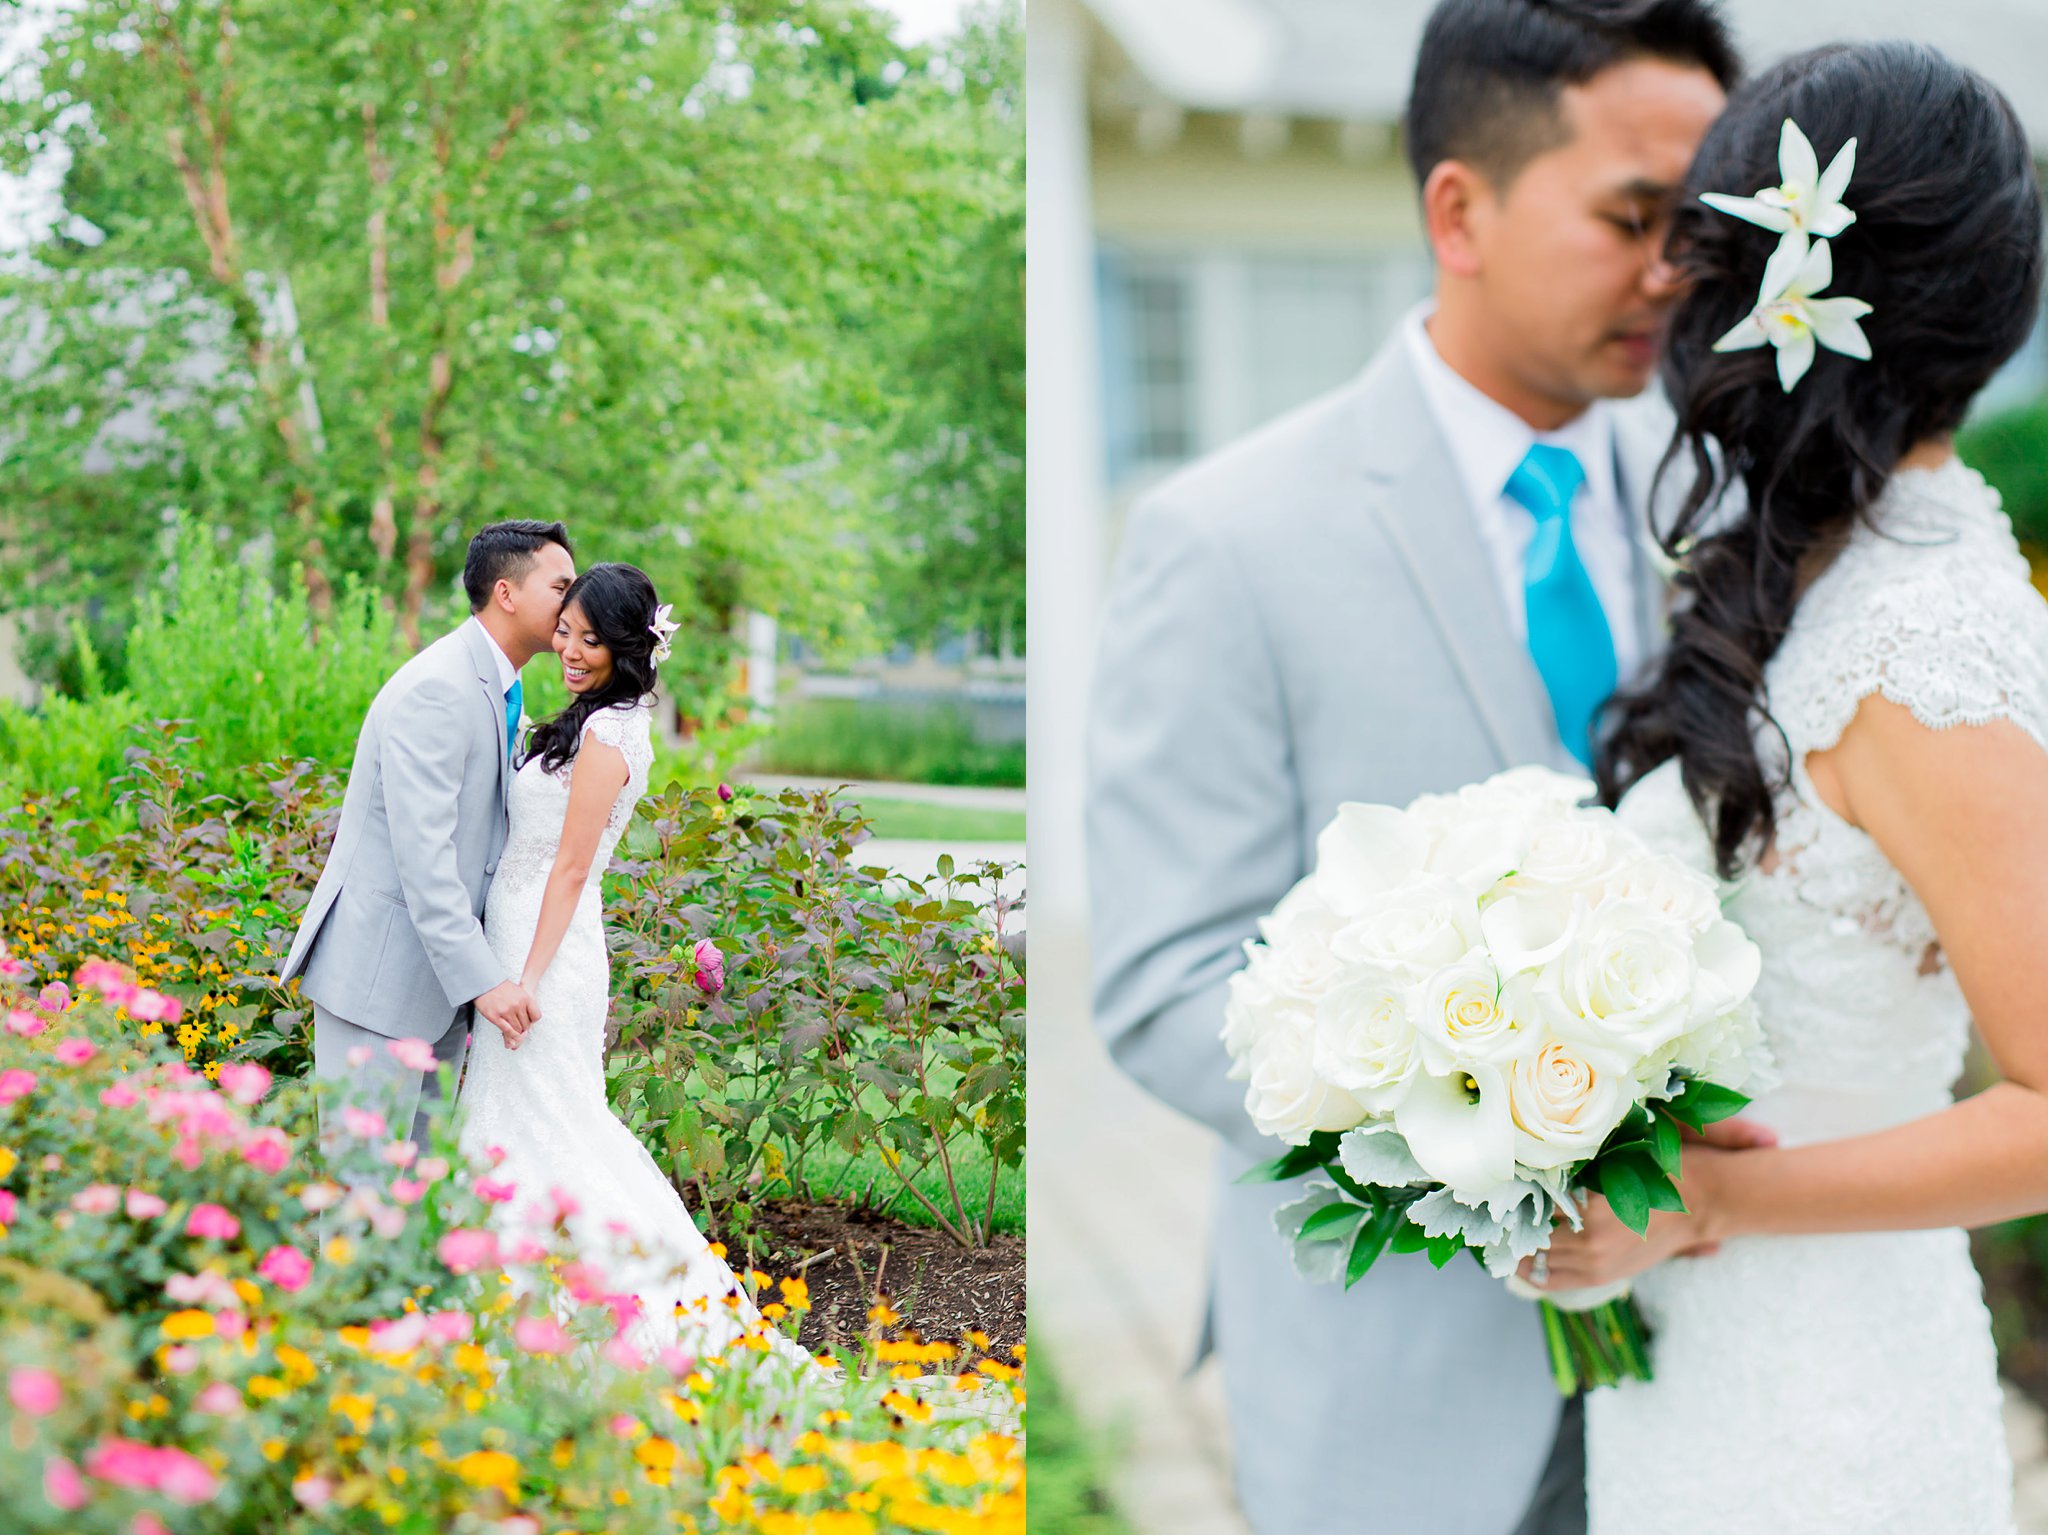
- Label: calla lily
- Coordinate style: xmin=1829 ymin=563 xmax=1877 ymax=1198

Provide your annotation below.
xmin=1394 ymin=1061 xmax=1518 ymax=1206
xmin=1699 ymin=117 xmax=1857 ymax=262
xmin=1711 ymin=233 xmax=1873 ymax=392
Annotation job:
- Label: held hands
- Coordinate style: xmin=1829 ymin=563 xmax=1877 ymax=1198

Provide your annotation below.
xmin=1516 ymin=1114 xmax=1777 ymax=1292
xmin=474 ymin=980 xmax=540 ymax=1050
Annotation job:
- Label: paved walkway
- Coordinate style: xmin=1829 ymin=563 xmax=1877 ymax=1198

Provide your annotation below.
xmin=1028 ymin=913 xmax=2048 ymax=1534
xmin=740 ymin=774 xmax=1026 ymax=814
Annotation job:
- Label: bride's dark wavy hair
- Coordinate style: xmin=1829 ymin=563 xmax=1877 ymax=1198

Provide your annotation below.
xmin=525 ymin=562 xmax=662 ymax=775
xmin=1593 ymin=41 xmax=2043 ymax=876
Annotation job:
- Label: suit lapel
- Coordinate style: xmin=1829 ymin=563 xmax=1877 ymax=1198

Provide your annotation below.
xmin=1353 ymin=348 xmax=1561 ymax=770
xmin=459 ymin=620 xmax=513 ymax=816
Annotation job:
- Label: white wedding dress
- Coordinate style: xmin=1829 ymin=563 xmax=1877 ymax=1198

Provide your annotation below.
xmin=457 ymin=701 xmax=807 ymax=1366
xmin=1588 ymin=460 xmax=2042 ymax=1531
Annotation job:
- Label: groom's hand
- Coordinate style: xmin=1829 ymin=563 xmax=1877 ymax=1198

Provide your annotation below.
xmin=474 ymin=980 xmax=539 ymax=1048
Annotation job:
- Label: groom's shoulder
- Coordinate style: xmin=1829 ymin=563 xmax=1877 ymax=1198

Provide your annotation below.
xmin=373 ymin=626 xmax=475 ymax=709
xmin=1124 ymin=348 xmax=1403 ymax=555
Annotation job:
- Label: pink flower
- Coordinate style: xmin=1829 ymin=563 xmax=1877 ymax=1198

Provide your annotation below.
xmin=415 ymin=1156 xmax=451 ymax=1183
xmin=658 ymin=1346 xmax=697 ymax=1380
xmin=133 ymin=1515 xmax=172 ymax=1535
xmin=298 ymin=1181 xmax=343 ymax=1213
xmin=0 ymin=1190 xmax=16 ymax=1224
xmin=6 ymin=1009 xmax=44 ymax=1038
xmin=98 ymin=1081 xmax=138 ymax=1108
xmin=124 ymin=1189 xmax=167 ymax=1219
xmin=506 ymin=1236 xmax=549 ymax=1264
xmin=184 ymin=1203 xmax=240 ymax=1241
xmin=71 ymin=1184 xmax=120 ymax=1216
xmin=514 ymin=1315 xmax=573 ymax=1356
xmin=717 ymin=782 xmax=735 ymax=803
xmin=164 ymin=1272 xmax=237 ymax=1308
xmin=608 ymin=1413 xmax=640 ymax=1438
xmin=0 ymin=1068 xmax=38 ymax=1104
xmin=128 ymin=989 xmax=178 ymax=1024
xmin=339 ymin=1106 xmax=387 ymax=1140
xmin=162 ymin=1346 xmax=198 ymax=1376
xmin=34 ymin=982 xmax=69 ymax=1013
xmin=152 ymin=1447 xmax=220 ymax=1505
xmin=83 ymin=1442 xmax=218 ymax=1506
xmin=379 ymin=1139 xmax=418 ymax=1168
xmin=425 ymin=1310 xmax=473 ymax=1344
xmin=291 ymin=1476 xmax=333 ymax=1510
xmin=542 ymin=1186 xmax=581 ymax=1224
xmin=0 ymin=955 xmax=26 ymax=979
xmin=256 ymin=1245 xmax=313 ymax=1293
xmin=388 ymin=1177 xmax=427 ymax=1205
xmin=9 ymin=1367 xmax=61 ymax=1416
xmin=387 ymin=1036 xmax=437 ymax=1072
xmin=43 ymin=1457 xmax=87 ymax=1512
xmin=194 ymin=1382 xmax=241 ymax=1416
xmin=691 ymin=938 xmax=725 ymax=994
xmin=369 ymin=1313 xmax=428 ymax=1354
xmin=437 ymin=1229 xmax=500 ymax=1275
xmin=215 ymin=1062 xmax=271 ymax=1106
xmin=484 ymin=1144 xmax=509 ymax=1168
xmin=213 ymin=1310 xmax=247 ymax=1342
xmin=53 ymin=1038 xmax=95 ymax=1066
xmin=74 ymin=959 xmax=128 ymax=995
xmin=239 ymin=1127 xmax=291 ymax=1175
xmin=603 ymin=1334 xmax=647 ymax=1372
xmin=474 ymin=1177 xmax=517 ymax=1204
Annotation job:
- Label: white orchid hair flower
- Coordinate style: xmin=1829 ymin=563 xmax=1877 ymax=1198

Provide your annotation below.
xmin=1699 ymin=117 xmax=1858 ymax=263
xmin=1703 ymin=117 xmax=1872 ymax=392
xmin=1711 ymin=232 xmax=1873 ymax=392
xmin=647 ymin=602 xmax=681 ymax=664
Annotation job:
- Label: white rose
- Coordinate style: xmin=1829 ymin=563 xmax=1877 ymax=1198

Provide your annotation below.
xmin=1312 ymin=964 xmax=1422 ymax=1110
xmin=1506 ymin=814 xmax=1627 ymax=893
xmin=1221 ymin=954 xmax=1301 ymax=1066
xmin=1419 ymin=807 xmax=1537 ymax=895
xmin=1330 ymin=877 xmax=1483 ymax=977
xmin=1242 ymin=1017 xmax=1367 ymax=1145
xmin=1605 ymin=856 xmax=1721 ymax=933
xmin=1508 ymin=1036 xmax=1635 ymax=1170
xmin=1314 ymin=803 xmax=1430 ymax=916
xmin=1687 ymin=914 xmax=1763 ymax=1020
xmin=1478 ymin=887 xmax=1587 ymax=976
xmin=1664 ymin=999 xmax=1775 ymax=1093
xmin=1549 ymin=898 xmax=1697 ymax=1059
xmin=1413 ymin=947 xmax=1537 ymax=1072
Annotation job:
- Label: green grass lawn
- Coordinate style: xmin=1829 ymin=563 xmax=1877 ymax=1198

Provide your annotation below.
xmin=800 ymin=1131 xmax=1023 ymax=1239
xmin=858 ymin=797 xmax=1025 ymax=844
xmin=1026 ymin=1333 xmax=1137 ymax=1535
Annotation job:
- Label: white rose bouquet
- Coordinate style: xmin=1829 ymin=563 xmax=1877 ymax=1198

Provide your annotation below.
xmin=1224 ymin=766 xmax=1772 ymax=1391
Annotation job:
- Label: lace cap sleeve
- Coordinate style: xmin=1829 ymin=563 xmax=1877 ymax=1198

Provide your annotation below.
xmin=1770 ymin=518 xmax=2048 ymax=757
xmin=579 ymin=701 xmax=655 ymax=789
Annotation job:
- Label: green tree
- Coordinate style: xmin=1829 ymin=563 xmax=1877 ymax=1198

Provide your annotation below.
xmin=0 ymin=0 xmax=1014 ymax=696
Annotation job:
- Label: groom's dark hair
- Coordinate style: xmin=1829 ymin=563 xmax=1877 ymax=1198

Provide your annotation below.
xmin=464 ymin=520 xmax=575 ymax=612
xmin=1405 ymin=0 xmax=1739 ymax=190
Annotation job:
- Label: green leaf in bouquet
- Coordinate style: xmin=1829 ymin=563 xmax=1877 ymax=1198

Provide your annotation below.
xmin=1600 ymin=1158 xmax=1652 ymax=1236
xmin=1298 ymin=1201 xmax=1370 ymax=1244
xmin=1664 ymin=1077 xmax=1751 ymax=1130
xmin=1345 ymin=1204 xmax=1404 ymax=1287
xmin=1236 ymin=1129 xmax=1343 ymax=1185
xmin=1423 ymin=1229 xmax=1465 ymax=1269
xmin=1649 ymin=1111 xmax=1683 ymax=1179
xmin=1390 ymin=1218 xmax=1429 ymax=1256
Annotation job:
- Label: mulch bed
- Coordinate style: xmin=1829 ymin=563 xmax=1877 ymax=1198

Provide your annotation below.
xmin=714 ymin=1197 xmax=1025 ymax=1362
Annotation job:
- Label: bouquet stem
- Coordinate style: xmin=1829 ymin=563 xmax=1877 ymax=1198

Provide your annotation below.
xmin=1538 ymin=1296 xmax=1653 ymax=1394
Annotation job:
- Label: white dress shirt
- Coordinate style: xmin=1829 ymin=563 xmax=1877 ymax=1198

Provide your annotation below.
xmin=1402 ymin=305 xmax=1642 ymax=678
xmin=467 ymin=616 xmax=520 ymax=698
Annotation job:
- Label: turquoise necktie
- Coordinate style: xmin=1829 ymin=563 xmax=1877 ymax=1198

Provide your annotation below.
xmin=1505 ymin=444 xmax=1616 ymax=769
xmin=504 ymin=677 xmax=523 ymax=765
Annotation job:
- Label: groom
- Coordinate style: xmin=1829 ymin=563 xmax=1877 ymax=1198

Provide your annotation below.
xmin=1088 ymin=3 xmax=1738 ymax=1532
xmin=281 ymin=519 xmax=576 ymax=1150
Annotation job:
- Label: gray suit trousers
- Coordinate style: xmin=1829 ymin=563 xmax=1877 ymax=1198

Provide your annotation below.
xmin=312 ymin=1002 xmax=470 ymax=1153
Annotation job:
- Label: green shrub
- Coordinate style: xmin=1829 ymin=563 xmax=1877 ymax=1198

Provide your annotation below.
xmin=1958 ymin=396 xmax=2048 ymax=549
xmin=756 ymin=697 xmax=1024 ymax=788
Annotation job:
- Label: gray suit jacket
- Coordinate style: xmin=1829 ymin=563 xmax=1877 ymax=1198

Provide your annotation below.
xmin=281 ymin=620 xmax=514 ymax=1039
xmin=1086 ymin=337 xmax=1672 ymax=1535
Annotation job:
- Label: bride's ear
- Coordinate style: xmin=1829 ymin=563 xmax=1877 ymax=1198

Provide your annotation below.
xmin=1423 ymin=160 xmax=1490 ymax=279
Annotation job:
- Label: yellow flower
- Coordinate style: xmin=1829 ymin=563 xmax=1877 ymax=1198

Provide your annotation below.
xmin=780 ymin=1464 xmax=830 ymax=1496
xmin=161 ymin=1310 xmax=215 ymax=1341
xmin=260 ymin=1439 xmax=287 ymax=1463
xmin=331 ymin=1393 xmax=376 ymax=1433
xmin=0 ymin=1146 xmax=16 ymax=1180
xmin=551 ymin=1438 xmax=576 ymax=1469
xmin=451 ymin=1450 xmax=519 ymax=1494
xmin=247 ymin=1375 xmax=287 ymax=1401
xmin=276 ymin=1345 xmax=317 ymax=1385
xmin=323 ymin=1236 xmax=355 ymax=1265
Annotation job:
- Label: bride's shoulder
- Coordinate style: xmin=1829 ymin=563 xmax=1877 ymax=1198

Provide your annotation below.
xmin=578 ymin=699 xmax=655 ymax=754
xmin=1770 ymin=460 xmax=2048 ymax=751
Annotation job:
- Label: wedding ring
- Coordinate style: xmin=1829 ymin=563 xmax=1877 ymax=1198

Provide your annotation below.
xmin=1529 ymin=1251 xmax=1549 ymax=1286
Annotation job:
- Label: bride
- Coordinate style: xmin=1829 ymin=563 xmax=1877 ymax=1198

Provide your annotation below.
xmin=455 ymin=561 xmax=811 ymax=1369
xmin=1515 ymin=41 xmax=2048 ymax=1531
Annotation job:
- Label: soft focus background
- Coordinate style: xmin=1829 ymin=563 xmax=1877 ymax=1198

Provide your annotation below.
xmin=1026 ymin=2 xmax=2048 ymax=1530
xmin=0 ymin=5 xmax=1025 ymax=1526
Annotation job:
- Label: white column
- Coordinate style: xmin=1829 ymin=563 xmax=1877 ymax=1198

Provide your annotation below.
xmin=1025 ymin=0 xmax=1104 ymax=937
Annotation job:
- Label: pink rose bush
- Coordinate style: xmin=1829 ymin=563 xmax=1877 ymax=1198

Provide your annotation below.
xmin=0 ymin=958 xmax=1023 ymax=1533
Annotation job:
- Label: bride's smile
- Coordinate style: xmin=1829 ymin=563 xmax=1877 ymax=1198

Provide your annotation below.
xmin=553 ymin=601 xmax=615 ymax=694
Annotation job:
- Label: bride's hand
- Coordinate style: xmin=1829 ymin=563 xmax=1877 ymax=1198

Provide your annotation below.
xmin=1516 ymin=1145 xmax=1742 ymax=1291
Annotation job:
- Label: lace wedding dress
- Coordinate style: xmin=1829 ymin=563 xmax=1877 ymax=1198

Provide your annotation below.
xmin=1587 ymin=460 xmax=2039 ymax=1531
xmin=457 ymin=701 xmax=808 ymax=1367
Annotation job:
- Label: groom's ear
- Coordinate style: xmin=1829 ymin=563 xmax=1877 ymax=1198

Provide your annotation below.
xmin=1421 ymin=159 xmax=1490 ymax=279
